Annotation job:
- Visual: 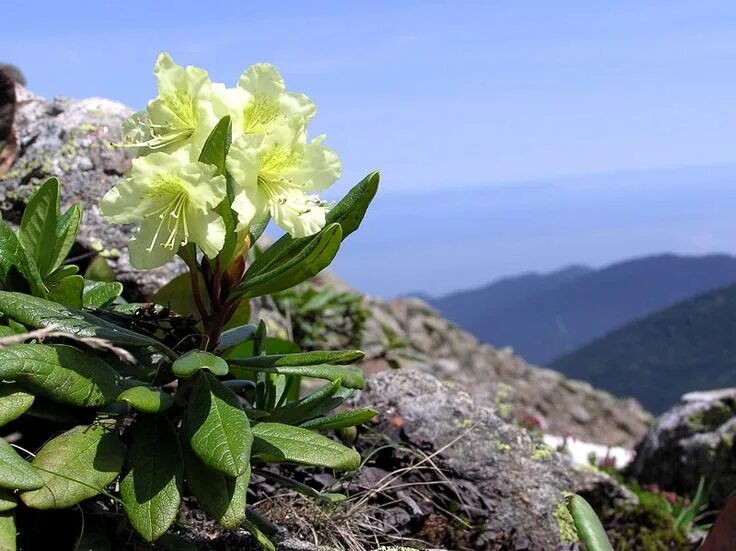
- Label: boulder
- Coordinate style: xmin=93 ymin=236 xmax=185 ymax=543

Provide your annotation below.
xmin=629 ymin=388 xmax=736 ymax=508
xmin=0 ymin=85 xmax=181 ymax=298
xmin=346 ymin=368 xmax=630 ymax=550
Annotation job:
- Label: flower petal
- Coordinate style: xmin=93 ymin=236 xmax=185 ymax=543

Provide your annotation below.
xmin=269 ymin=191 xmax=327 ymax=238
xmin=291 ymin=138 xmax=342 ymax=192
xmin=237 ymin=63 xmax=285 ymax=96
xmin=127 ymin=215 xmax=179 ymax=270
xmin=186 ymin=208 xmax=226 ymax=259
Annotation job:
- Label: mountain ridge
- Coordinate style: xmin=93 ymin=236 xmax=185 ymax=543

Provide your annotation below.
xmin=549 ymin=281 xmax=736 ymax=413
xmin=426 ymin=253 xmax=736 ymax=364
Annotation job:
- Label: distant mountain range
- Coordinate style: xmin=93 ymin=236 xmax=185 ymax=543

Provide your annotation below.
xmin=426 ymin=253 xmax=736 ymax=364
xmin=549 ymin=283 xmax=736 ymax=413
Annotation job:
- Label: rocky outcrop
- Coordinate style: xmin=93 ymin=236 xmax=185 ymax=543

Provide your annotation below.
xmin=358 ymin=297 xmax=652 ymax=448
xmin=0 ymin=85 xmax=182 ymax=298
xmin=345 ymin=369 xmax=630 ymax=549
xmin=629 ymin=388 xmax=736 ymax=509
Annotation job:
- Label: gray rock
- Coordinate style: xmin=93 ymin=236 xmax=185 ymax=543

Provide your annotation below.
xmin=357 ymin=296 xmax=652 ymax=448
xmin=351 ymin=368 xmax=629 ymax=549
xmin=629 ymin=388 xmax=736 ymax=508
xmin=1 ymin=85 xmax=181 ymax=298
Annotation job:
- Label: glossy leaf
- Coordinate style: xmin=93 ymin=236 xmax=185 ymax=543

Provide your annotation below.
xmin=0 ymin=490 xmax=15 ymax=512
xmin=267 ymin=379 xmax=341 ymax=424
xmin=48 ymin=275 xmax=84 ymax=308
xmin=121 ymin=416 xmax=183 ymax=542
xmin=19 ymin=177 xmax=59 ymax=277
xmin=247 ymin=172 xmax=379 ymax=276
xmin=0 ymin=511 xmax=15 ymax=551
xmin=258 ymin=470 xmax=345 ymax=504
xmin=184 ymin=444 xmax=249 ymax=529
xmin=230 ymin=349 xmax=364 ymax=368
xmin=173 ymin=351 xmax=228 ymax=379
xmin=182 ymin=372 xmax=252 ymax=477
xmin=198 ymin=115 xmax=231 ymax=176
xmin=230 ymin=363 xmax=364 ymax=389
xmin=235 ymin=223 xmax=342 ymax=299
xmin=0 ymin=438 xmax=42 ymax=490
xmin=251 ymin=422 xmax=360 ymax=471
xmin=20 ymin=424 xmax=125 ymax=509
xmin=0 ymin=291 xmax=171 ymax=353
xmin=82 ymin=280 xmax=123 ymax=308
xmin=299 ymin=408 xmax=378 ymax=430
xmin=0 ymin=384 xmax=34 ymax=426
xmin=569 ymin=495 xmax=614 ymax=551
xmin=49 ymin=203 xmax=82 ymax=275
xmin=0 ymin=344 xmax=122 ymax=407
xmin=216 ymin=324 xmax=257 ymax=354
xmin=44 ymin=264 xmax=79 ymax=288
xmin=117 ymin=386 xmax=173 ymax=413
xmin=0 ymin=223 xmax=45 ymax=297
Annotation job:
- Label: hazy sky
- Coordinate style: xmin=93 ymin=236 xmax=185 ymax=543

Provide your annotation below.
xmin=5 ymin=1 xmax=736 ymax=295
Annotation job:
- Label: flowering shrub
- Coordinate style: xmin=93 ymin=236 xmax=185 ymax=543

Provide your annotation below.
xmin=0 ymin=53 xmax=379 ymax=549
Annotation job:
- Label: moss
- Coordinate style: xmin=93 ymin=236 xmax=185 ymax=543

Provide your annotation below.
xmin=494 ymin=441 xmax=511 ymax=453
xmin=553 ymin=500 xmax=579 ymax=544
xmin=531 ymin=443 xmax=553 ymax=461
xmin=687 ymin=401 xmax=734 ymax=432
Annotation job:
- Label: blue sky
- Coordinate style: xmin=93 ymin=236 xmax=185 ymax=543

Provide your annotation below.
xmin=5 ymin=1 xmax=736 ymax=295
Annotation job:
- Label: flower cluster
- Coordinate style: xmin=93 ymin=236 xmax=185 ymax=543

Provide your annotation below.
xmin=101 ymin=53 xmax=341 ymax=269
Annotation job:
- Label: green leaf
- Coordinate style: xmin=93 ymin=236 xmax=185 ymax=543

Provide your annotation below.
xmin=247 ymin=172 xmax=379 ymax=277
xmin=0 ymin=291 xmax=172 ymax=354
xmin=243 ymin=517 xmax=275 ymax=551
xmin=258 ymin=470 xmax=345 ymax=504
xmin=120 ymin=416 xmax=183 ymax=542
xmin=117 ymin=386 xmax=173 ymax=413
xmin=198 ymin=115 xmax=231 ymax=176
xmin=248 ymin=214 xmax=270 ymax=245
xmin=0 ymin=384 xmax=34 ymax=426
xmin=569 ymin=495 xmax=613 ymax=551
xmin=198 ymin=116 xmax=241 ymax=267
xmin=230 ymin=363 xmax=364 ymax=389
xmin=0 ymin=344 xmax=122 ymax=407
xmin=82 ymin=280 xmax=123 ymax=308
xmin=0 ymin=511 xmax=15 ymax=551
xmin=251 ymin=422 xmax=360 ymax=471
xmin=84 ymin=256 xmax=116 ymax=283
xmin=0 ymin=490 xmax=15 ymax=512
xmin=230 ymin=349 xmax=364 ymax=368
xmin=234 ymin=223 xmax=342 ymax=299
xmin=182 ymin=372 xmax=252 ymax=477
xmin=0 ymin=223 xmax=46 ymax=297
xmin=20 ymin=423 xmax=125 ymax=509
xmin=152 ymin=273 xmax=208 ymax=321
xmin=49 ymin=203 xmax=82 ymax=275
xmin=223 ymin=336 xmax=299 ymax=359
xmin=0 ymin=438 xmax=42 ymax=490
xmin=173 ymin=351 xmax=228 ymax=379
xmin=48 ymin=275 xmax=84 ymax=308
xmin=266 ymin=379 xmax=341 ymax=424
xmin=299 ymin=408 xmax=378 ymax=430
xmin=183 ymin=444 xmax=249 ymax=529
xmin=44 ymin=264 xmax=79 ymax=287
xmin=19 ymin=177 xmax=60 ymax=277
xmin=215 ymin=324 xmax=257 ymax=354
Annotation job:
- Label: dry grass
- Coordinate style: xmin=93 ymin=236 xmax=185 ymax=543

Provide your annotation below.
xmin=253 ymin=425 xmax=479 ymax=551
